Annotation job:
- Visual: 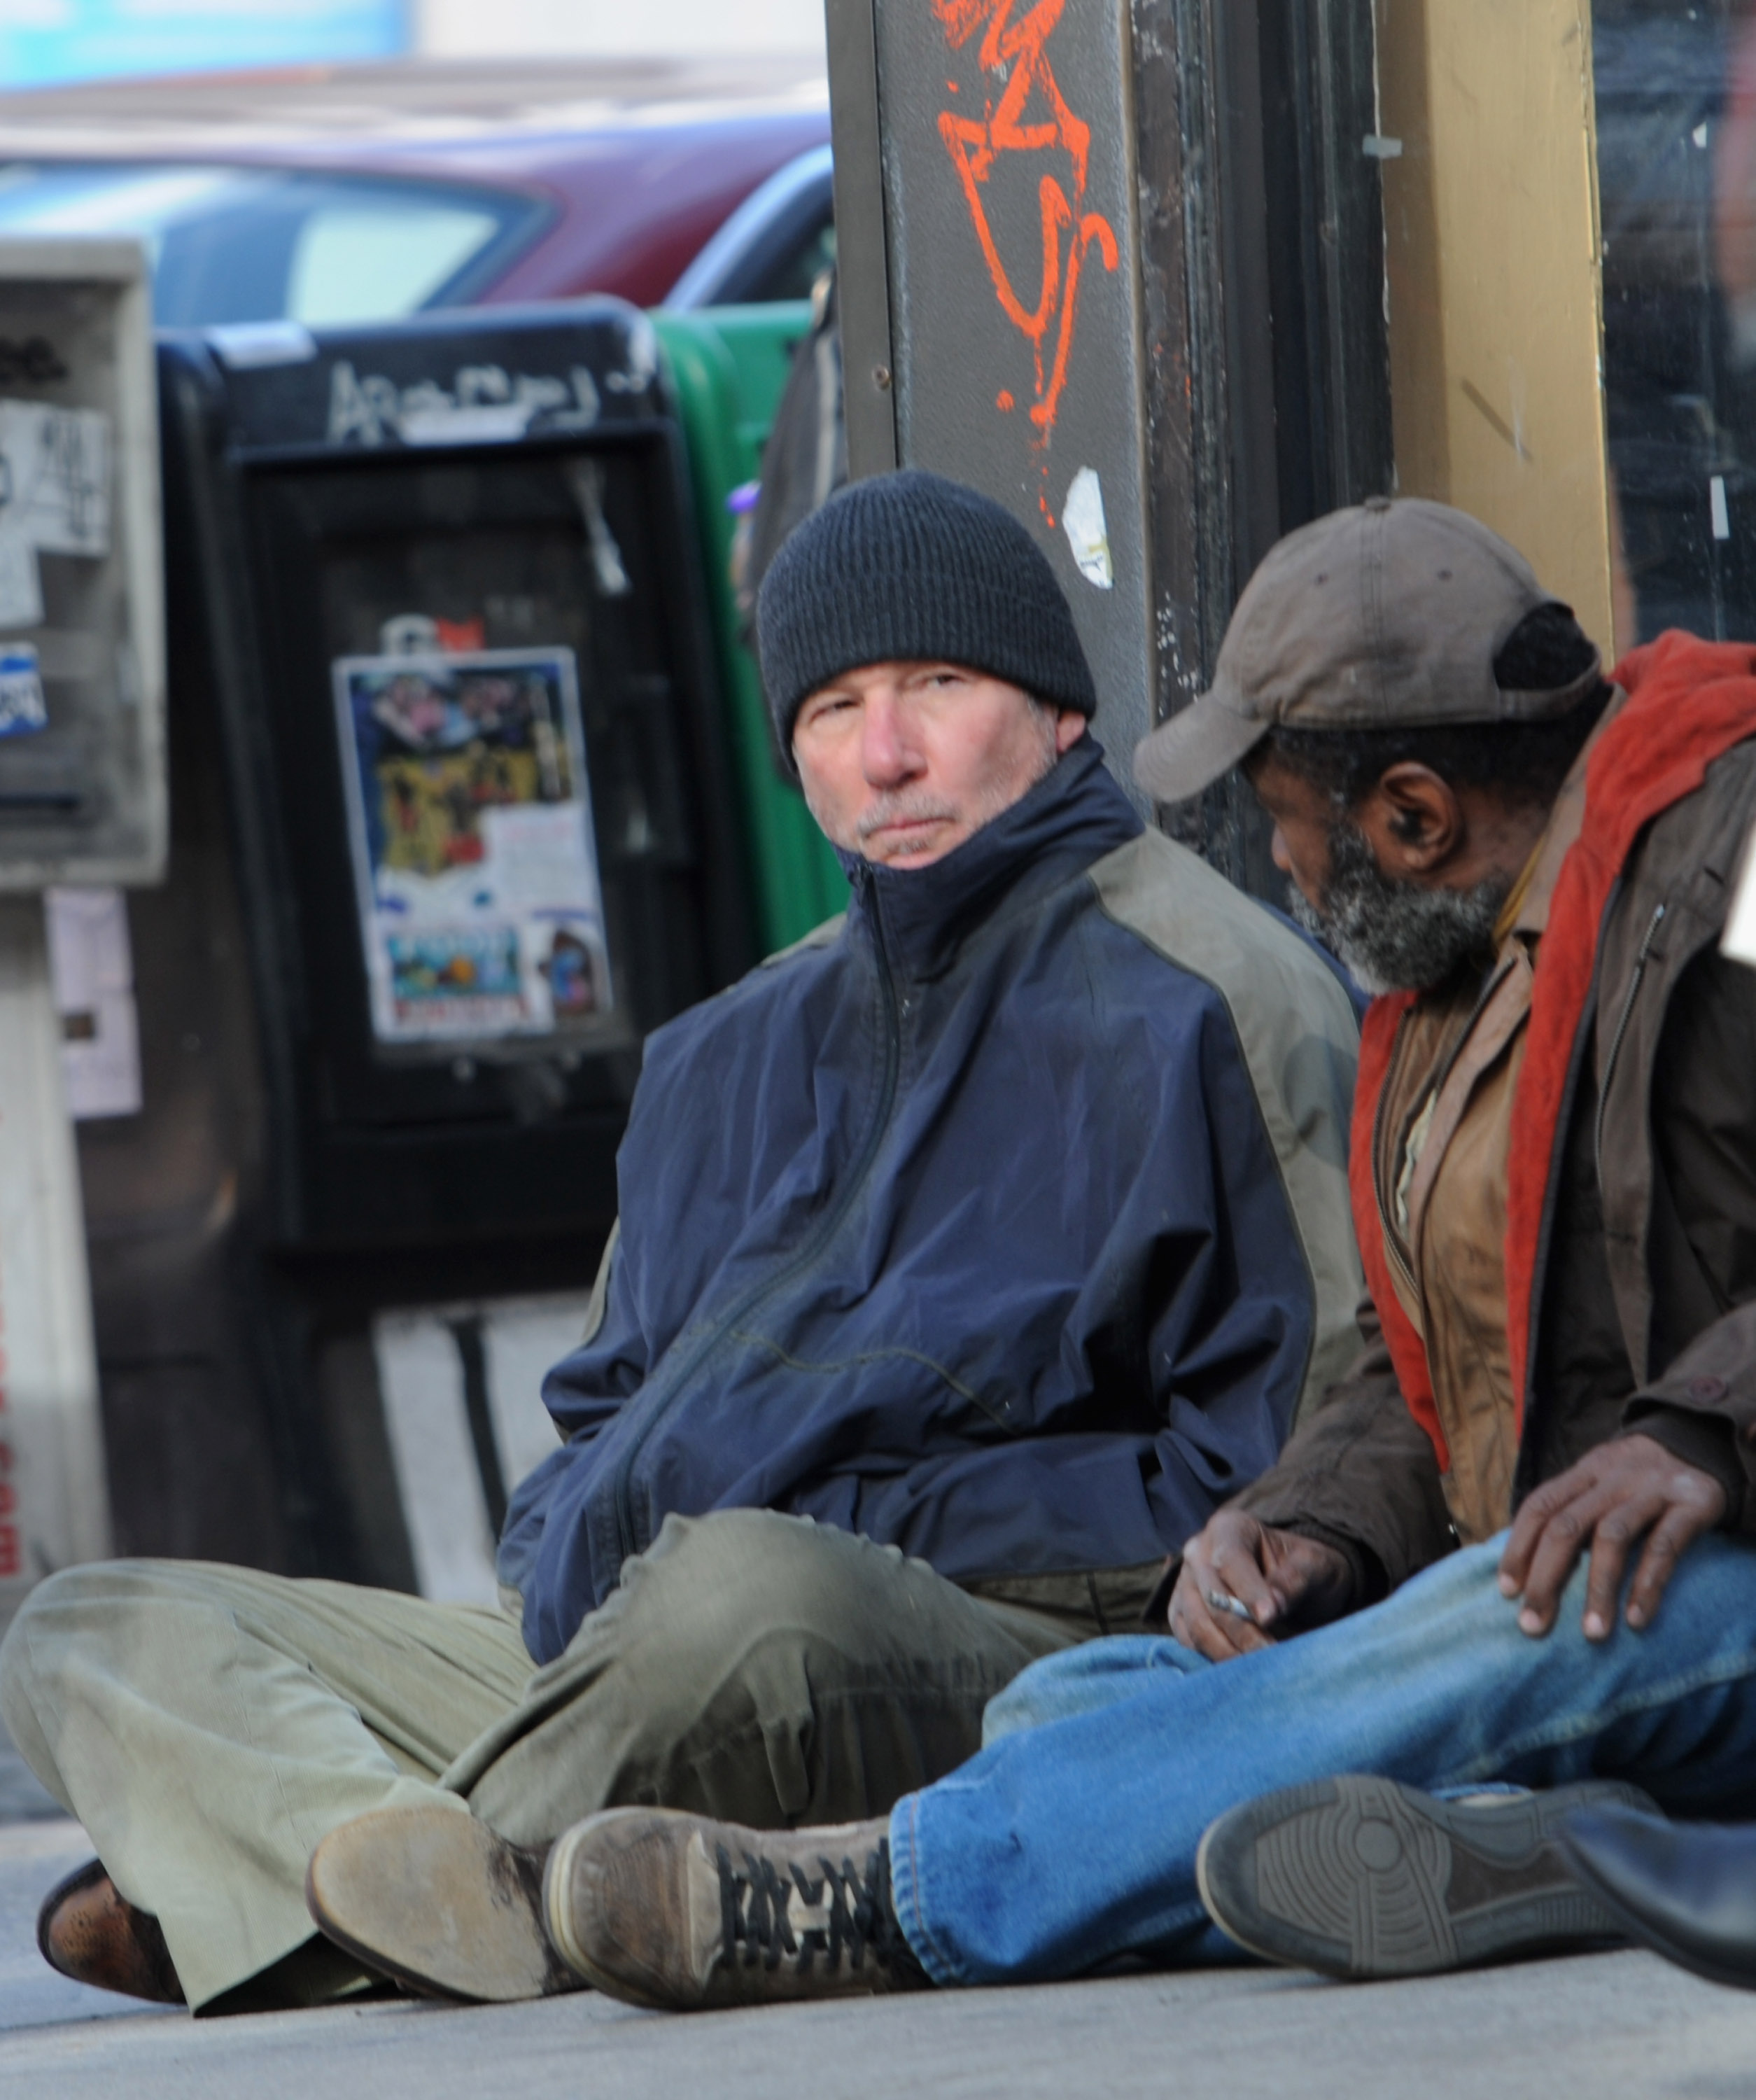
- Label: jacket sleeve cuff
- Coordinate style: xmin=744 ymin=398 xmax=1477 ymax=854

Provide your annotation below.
xmin=1272 ymin=1520 xmax=1387 ymax=1612
xmin=1622 ymin=1401 xmax=1747 ymax=1525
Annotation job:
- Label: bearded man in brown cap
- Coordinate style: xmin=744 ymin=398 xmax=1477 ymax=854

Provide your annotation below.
xmin=526 ymin=495 xmax=1756 ymax=2012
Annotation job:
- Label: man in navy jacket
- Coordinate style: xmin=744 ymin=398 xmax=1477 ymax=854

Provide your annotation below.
xmin=3 ymin=471 xmax=1361 ymax=2012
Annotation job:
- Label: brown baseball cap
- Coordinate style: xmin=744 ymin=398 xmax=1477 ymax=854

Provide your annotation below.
xmin=1132 ymin=496 xmax=1602 ymax=804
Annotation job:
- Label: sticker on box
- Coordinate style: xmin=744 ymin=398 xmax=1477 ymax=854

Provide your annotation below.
xmin=331 ymin=644 xmax=614 ymax=1047
xmin=0 ymin=527 xmax=42 ymax=629
xmin=0 ymin=402 xmax=109 ymax=557
xmin=0 ymin=643 xmax=47 ymax=737
xmin=531 ymin=913 xmax=611 ymax=1022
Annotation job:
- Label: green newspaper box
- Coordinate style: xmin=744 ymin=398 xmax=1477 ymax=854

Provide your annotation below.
xmin=654 ymin=305 xmax=848 ymax=955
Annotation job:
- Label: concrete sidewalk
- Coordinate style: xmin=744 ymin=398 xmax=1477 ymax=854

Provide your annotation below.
xmin=2 ymin=1818 xmax=1753 ymax=2100
xmin=0 ymin=1740 xmax=62 ymax=1825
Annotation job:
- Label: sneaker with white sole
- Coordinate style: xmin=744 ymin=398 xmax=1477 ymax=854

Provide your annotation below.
xmin=1195 ymin=1774 xmax=1658 ymax=1980
xmin=543 ymin=1808 xmax=930 ymax=2010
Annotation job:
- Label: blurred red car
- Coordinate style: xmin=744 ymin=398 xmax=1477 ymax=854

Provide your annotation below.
xmin=0 ymin=56 xmax=834 ymax=326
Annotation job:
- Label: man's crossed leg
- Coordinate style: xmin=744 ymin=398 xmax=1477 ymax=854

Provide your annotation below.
xmin=543 ymin=1535 xmax=1756 ymax=2008
xmin=0 ymin=1510 xmax=1079 ymax=2009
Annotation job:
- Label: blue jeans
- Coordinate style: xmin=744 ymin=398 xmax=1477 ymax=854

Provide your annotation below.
xmin=887 ymin=1535 xmax=1756 ymax=1984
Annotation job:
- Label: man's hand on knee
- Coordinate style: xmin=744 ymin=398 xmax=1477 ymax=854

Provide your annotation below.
xmin=1497 ymin=1434 xmax=1727 ymax=1642
xmin=1167 ymin=1511 xmax=1354 ymax=1662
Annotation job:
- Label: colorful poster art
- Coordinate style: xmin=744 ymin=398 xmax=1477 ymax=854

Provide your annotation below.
xmin=331 ymin=647 xmax=612 ymax=1045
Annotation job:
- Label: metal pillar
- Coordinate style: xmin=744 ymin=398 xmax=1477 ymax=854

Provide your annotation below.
xmin=828 ymin=0 xmax=1392 ymax=889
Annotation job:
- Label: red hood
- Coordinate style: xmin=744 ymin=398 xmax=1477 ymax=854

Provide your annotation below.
xmin=1349 ymin=631 xmax=1756 ymax=1470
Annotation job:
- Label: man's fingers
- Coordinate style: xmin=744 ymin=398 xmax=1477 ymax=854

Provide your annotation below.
xmin=1499 ymin=1476 xmax=1573 ymax=1595
xmin=1503 ymin=1441 xmax=1727 ymax=1641
xmin=1512 ymin=1488 xmax=1601 ymax=1634
xmin=1622 ymin=1511 xmax=1690 ymax=1632
xmin=1624 ymin=1481 xmax=1726 ymax=1630
xmin=1197 ymin=1592 xmax=1274 ymax=1658
xmin=1578 ymin=1499 xmax=1659 ymax=1641
xmin=1170 ymin=1513 xmax=1347 ymax=1655
xmin=1204 ymin=1538 xmax=1281 ymax=1628
xmin=1167 ymin=1574 xmax=1267 ymax=1661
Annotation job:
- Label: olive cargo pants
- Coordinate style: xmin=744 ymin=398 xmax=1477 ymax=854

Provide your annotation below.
xmin=0 ymin=1509 xmax=1151 ymax=2009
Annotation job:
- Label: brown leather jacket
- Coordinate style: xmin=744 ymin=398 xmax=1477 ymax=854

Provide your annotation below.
xmin=1232 ymin=727 xmax=1756 ymax=1601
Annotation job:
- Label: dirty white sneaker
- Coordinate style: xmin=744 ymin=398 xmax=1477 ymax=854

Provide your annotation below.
xmin=543 ymin=1808 xmax=930 ymax=2010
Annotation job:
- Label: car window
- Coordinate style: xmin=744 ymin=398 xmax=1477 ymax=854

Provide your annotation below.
xmin=739 ymin=214 xmax=836 ymax=306
xmin=663 ymin=144 xmax=835 ymax=309
xmin=0 ymin=162 xmax=545 ymax=328
xmin=288 ymin=201 xmax=508 ymax=325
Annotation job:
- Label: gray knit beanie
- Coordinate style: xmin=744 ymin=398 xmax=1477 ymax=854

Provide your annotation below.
xmin=756 ymin=469 xmax=1097 ymax=765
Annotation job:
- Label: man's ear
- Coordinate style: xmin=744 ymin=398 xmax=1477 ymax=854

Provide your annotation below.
xmin=1356 ymin=762 xmax=1465 ymax=876
xmin=1054 ymin=709 xmax=1088 ymax=755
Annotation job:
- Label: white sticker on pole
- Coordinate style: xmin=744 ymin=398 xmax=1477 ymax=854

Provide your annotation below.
xmin=0 ymin=402 xmax=111 ymax=640
xmin=0 ymin=542 xmax=42 ymax=633
xmin=1724 ymin=820 xmax=1756 ymax=968
xmin=1062 ymin=467 xmax=1114 ymax=589
xmin=1712 ymin=475 xmax=1732 ymax=542
xmin=0 ymin=402 xmax=109 ymax=557
xmin=45 ymin=886 xmax=141 ymax=1121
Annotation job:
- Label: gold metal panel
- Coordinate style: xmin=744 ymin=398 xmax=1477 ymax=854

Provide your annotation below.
xmin=1375 ymin=0 xmax=1618 ymax=657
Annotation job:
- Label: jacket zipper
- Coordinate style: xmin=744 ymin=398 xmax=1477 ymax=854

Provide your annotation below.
xmin=608 ymin=888 xmax=904 ymax=1566
xmin=1594 ymin=902 xmax=1664 ymax=1193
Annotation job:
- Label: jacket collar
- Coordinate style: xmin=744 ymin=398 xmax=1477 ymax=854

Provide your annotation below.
xmin=1505 ymin=683 xmax=1629 ymax=941
xmin=839 ymin=736 xmax=1142 ymax=983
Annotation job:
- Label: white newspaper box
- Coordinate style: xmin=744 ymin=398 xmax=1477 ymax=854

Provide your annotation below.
xmin=0 ymin=239 xmax=166 ymax=1642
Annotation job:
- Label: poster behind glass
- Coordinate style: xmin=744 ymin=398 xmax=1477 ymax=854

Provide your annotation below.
xmin=332 ymin=645 xmax=612 ymax=1046
xmin=1596 ymin=0 xmax=1756 ymax=643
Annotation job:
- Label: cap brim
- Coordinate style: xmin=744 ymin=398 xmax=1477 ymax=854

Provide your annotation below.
xmin=1132 ymin=693 xmax=1268 ymax=803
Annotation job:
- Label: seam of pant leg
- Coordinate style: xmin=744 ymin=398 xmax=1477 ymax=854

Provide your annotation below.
xmin=890 ymin=1792 xmax=962 ymax=1987
xmin=1421 ymin=1639 xmax=1756 ymax=1793
xmin=221 ymin=1605 xmax=331 ymax=1875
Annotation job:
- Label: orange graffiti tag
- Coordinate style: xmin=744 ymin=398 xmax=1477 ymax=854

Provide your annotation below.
xmin=933 ymin=0 xmax=1119 ymax=444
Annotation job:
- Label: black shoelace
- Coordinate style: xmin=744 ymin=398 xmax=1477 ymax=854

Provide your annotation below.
xmin=717 ymin=1837 xmax=916 ymax=1978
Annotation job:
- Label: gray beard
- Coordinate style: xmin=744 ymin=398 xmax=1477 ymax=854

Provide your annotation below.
xmin=1287 ymin=819 xmax=1511 ymax=995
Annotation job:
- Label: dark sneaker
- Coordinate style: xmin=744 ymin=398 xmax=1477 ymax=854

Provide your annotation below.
xmin=1195 ymin=1775 xmax=1658 ymax=1980
xmin=305 ymin=1804 xmax=581 ymax=2002
xmin=543 ymin=1808 xmax=930 ymax=2010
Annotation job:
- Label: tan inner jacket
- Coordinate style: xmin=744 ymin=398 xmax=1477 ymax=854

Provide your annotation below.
xmin=1371 ymin=697 xmax=1618 ymax=1543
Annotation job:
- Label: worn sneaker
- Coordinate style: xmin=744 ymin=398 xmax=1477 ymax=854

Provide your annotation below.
xmin=1195 ymin=1775 xmax=1658 ymax=1980
xmin=543 ymin=1808 xmax=930 ymax=2010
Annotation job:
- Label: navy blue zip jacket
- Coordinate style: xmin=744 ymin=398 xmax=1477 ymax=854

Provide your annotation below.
xmin=500 ymin=740 xmax=1363 ymax=1663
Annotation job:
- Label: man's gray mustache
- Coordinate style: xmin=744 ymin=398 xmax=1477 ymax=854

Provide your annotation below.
xmin=857 ymin=797 xmax=959 ymax=840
